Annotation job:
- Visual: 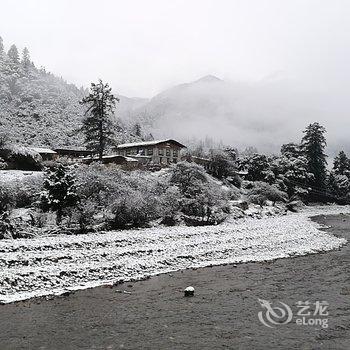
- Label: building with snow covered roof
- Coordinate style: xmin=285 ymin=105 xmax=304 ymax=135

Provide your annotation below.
xmin=30 ymin=147 xmax=58 ymax=161
xmin=116 ymin=139 xmax=186 ymax=166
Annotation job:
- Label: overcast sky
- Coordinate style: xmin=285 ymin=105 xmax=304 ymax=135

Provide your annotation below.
xmin=1 ymin=0 xmax=350 ymax=98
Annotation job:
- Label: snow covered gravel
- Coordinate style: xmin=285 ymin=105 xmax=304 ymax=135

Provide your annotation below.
xmin=0 ymin=205 xmax=348 ymax=304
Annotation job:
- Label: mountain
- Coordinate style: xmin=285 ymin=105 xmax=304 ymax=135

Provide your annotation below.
xmin=120 ymin=75 xmax=304 ymax=153
xmin=0 ymin=36 xmax=347 ymax=155
xmin=122 ymin=75 xmax=348 ymax=155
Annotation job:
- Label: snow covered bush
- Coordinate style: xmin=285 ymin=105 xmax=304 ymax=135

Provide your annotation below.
xmin=170 ymin=161 xmax=208 ymax=193
xmin=0 ymin=183 xmax=15 ymax=213
xmin=248 ymin=181 xmax=287 ymax=207
xmin=0 ymin=211 xmax=15 ymax=239
xmin=108 ymin=191 xmax=158 ymax=229
xmin=75 ymin=165 xmax=165 ymax=229
xmin=227 ymin=174 xmax=242 ymax=189
xmin=159 ymin=186 xmax=182 ymax=225
xmin=11 ymin=175 xmax=43 ymax=208
xmin=208 ymin=149 xmax=236 ymax=179
xmin=75 ymin=164 xmax=119 ymax=208
xmin=170 ymin=162 xmax=229 ymax=225
xmin=73 ymin=162 xmax=231 ymax=230
xmin=69 ymin=200 xmax=98 ymax=233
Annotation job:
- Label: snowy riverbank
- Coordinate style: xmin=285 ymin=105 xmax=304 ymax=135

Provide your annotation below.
xmin=0 ymin=205 xmax=349 ymax=304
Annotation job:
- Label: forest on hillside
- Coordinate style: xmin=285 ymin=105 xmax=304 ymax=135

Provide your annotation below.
xmin=0 ymin=36 xmax=86 ymax=147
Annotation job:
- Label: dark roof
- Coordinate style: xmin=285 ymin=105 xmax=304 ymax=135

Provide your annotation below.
xmin=82 ymin=155 xmax=138 ymax=164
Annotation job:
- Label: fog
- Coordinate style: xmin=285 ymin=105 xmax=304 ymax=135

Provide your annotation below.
xmin=1 ymin=0 xmax=350 ymax=154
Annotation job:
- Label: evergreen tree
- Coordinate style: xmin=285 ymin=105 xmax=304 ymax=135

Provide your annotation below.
xmin=21 ymin=47 xmax=31 ymax=70
xmin=40 ymin=165 xmax=79 ymax=224
xmin=333 ymin=151 xmax=350 ymax=176
xmin=277 ymin=151 xmax=313 ymax=200
xmin=238 ymin=154 xmax=270 ymax=182
xmin=224 ymin=147 xmax=237 ymax=161
xmin=301 ymin=122 xmax=327 ymax=191
xmin=80 ymin=80 xmax=119 ymax=160
xmin=132 ymin=123 xmax=142 ymax=137
xmin=326 ymin=171 xmax=350 ymax=202
xmin=7 ymin=44 xmax=19 ymax=63
xmin=143 ymin=132 xmax=154 ymax=141
xmin=280 ymin=143 xmax=301 ymax=158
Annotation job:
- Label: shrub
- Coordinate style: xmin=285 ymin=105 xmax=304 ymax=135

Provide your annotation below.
xmin=12 ymin=175 xmax=43 ymax=208
xmin=0 ymin=211 xmax=14 ymax=239
xmin=159 ymin=186 xmax=182 ymax=225
xmin=170 ymin=161 xmax=208 ymax=194
xmin=228 ymin=174 xmax=242 ymax=188
xmin=248 ymin=181 xmax=287 ymax=207
xmin=170 ymin=162 xmax=229 ymax=225
xmin=75 ymin=165 xmax=166 ymax=229
xmin=208 ymin=150 xmax=236 ymax=179
xmin=74 ymin=162 xmax=231 ymax=230
xmin=69 ymin=201 xmax=98 ymax=233
xmin=108 ymin=188 xmax=161 ymax=229
xmin=0 ymin=172 xmax=43 ymax=211
xmin=75 ymin=164 xmax=122 ymax=207
xmin=0 ymin=184 xmax=15 ymax=213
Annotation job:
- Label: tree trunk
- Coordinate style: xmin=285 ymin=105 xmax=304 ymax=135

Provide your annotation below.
xmin=98 ymin=119 xmax=103 ymax=161
xmin=56 ymin=208 xmax=63 ymax=225
xmin=98 ymin=98 xmax=104 ymax=161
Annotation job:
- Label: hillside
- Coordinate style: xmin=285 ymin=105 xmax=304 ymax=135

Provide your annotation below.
xmin=0 ymin=39 xmax=88 ymax=147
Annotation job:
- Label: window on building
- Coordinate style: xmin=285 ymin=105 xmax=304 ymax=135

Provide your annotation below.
xmin=126 ymin=149 xmax=131 ymax=155
xmin=173 ymin=158 xmax=177 ymax=163
xmin=173 ymin=149 xmax=178 ymax=157
xmin=158 ymin=148 xmax=164 ymax=156
xmin=166 ymin=148 xmax=170 ymax=156
xmin=147 ymin=148 xmax=154 ymax=156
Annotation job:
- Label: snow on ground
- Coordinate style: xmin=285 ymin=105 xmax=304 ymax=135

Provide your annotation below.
xmin=0 ymin=170 xmax=43 ymax=183
xmin=0 ymin=205 xmax=348 ymax=304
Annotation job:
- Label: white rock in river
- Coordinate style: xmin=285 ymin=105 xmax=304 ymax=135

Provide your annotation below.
xmin=184 ymin=286 xmax=195 ymax=297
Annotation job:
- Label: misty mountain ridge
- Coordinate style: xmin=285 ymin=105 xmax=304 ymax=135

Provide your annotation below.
xmin=0 ymin=36 xmax=347 ymax=156
xmin=121 ymin=73 xmax=348 ymax=156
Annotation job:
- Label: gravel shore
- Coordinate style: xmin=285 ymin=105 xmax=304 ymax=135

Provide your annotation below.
xmin=0 ymin=212 xmax=350 ymax=349
xmin=0 ymin=205 xmax=347 ymax=303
